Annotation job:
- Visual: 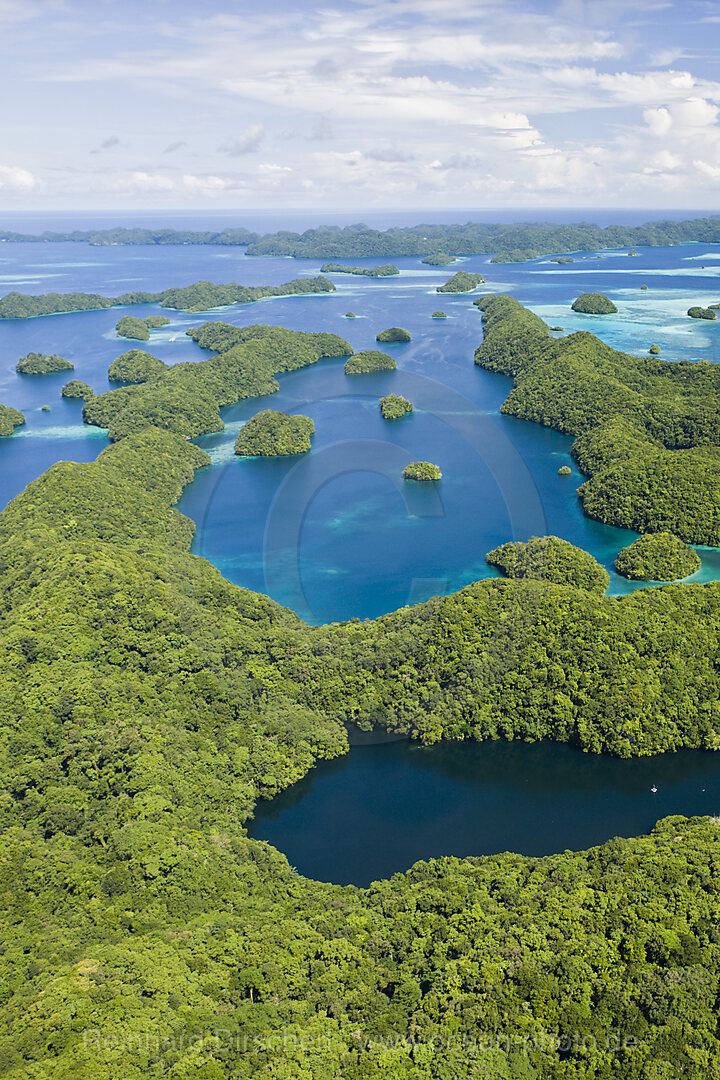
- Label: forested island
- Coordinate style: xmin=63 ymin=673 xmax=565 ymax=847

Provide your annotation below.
xmin=84 ymin=323 xmax=352 ymax=441
xmin=376 ymin=326 xmax=411 ymax=343
xmin=615 ymin=532 xmax=701 ymax=581
xmin=108 ymin=350 xmax=167 ymax=384
xmin=61 ymin=380 xmax=94 ymax=400
xmin=235 ymin=409 xmax=314 ymax=456
xmin=345 ymin=350 xmax=396 ymax=374
xmin=0 ymin=403 xmax=24 ymax=435
xmin=403 ymin=460 xmax=442 ymax=480
xmin=474 ymin=295 xmax=720 ymax=543
xmin=379 ymin=394 xmax=413 ymax=419
xmin=421 ymin=252 xmax=456 ymax=265
xmin=320 ymin=263 xmax=399 ymax=277
xmin=2 ymin=215 xmax=720 ymax=263
xmin=5 ymin=329 xmax=720 ymax=1075
xmin=437 ymin=270 xmax=486 ymax=293
xmin=0 ymin=276 xmax=335 ymax=318
xmin=487 ymin=535 xmax=610 ymax=593
xmin=571 ymin=292 xmax=618 ymax=314
xmin=16 ymin=352 xmax=73 ymax=374
xmin=688 ymin=306 xmax=717 ymax=320
xmin=116 ymin=314 xmax=171 ymax=340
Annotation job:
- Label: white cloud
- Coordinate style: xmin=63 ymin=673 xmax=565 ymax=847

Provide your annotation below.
xmin=219 ymin=123 xmax=265 ymax=156
xmin=694 ymin=159 xmax=720 ymax=180
xmin=182 ymin=173 xmax=236 ymax=196
xmin=127 ymin=171 xmax=174 ymax=192
xmin=0 ymin=165 xmax=40 ymax=191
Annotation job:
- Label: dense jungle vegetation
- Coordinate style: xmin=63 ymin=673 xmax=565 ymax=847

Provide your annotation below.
xmin=2 ymin=374 xmax=720 ymax=1074
xmin=0 ymin=277 xmax=335 ymax=318
xmin=474 ymin=295 xmax=720 ymax=543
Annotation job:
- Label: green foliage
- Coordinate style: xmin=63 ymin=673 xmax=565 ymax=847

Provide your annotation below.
xmin=235 ymin=410 xmax=314 ymax=456
xmin=344 ymin=311 xmax=356 ymax=317
xmin=376 ymin=327 xmax=411 ymax=343
xmin=144 ymin=315 xmax=171 ymax=328
xmin=649 ymin=344 xmax=661 ymax=355
xmin=345 ymin=351 xmax=396 ymax=374
xmin=403 ymin=461 xmax=441 ymax=480
xmin=688 ymin=306 xmax=717 ymax=320
xmin=615 ymin=532 xmax=701 ymax=581
xmin=551 ymin=256 xmax=574 ymax=263
xmin=437 ymin=271 xmax=486 ymax=293
xmin=0 ymin=404 xmax=24 ymax=435
xmin=421 ymin=252 xmax=456 ymax=265
xmin=116 ymin=315 xmax=150 ymax=341
xmin=0 ymin=290 xmax=115 ymax=317
xmin=0 ymin=278 xmax=336 ymax=320
xmin=432 ymin=310 xmax=447 ymax=318
xmin=573 ymin=420 xmax=720 ymax=543
xmin=86 ymin=325 xmax=352 ymax=441
xmin=571 ymin=292 xmax=618 ymax=314
xmin=379 ymin=394 xmax=413 ymax=420
xmin=3 ymin=400 xmax=720 ymax=1074
xmin=474 ymin=296 xmax=720 ymax=543
xmin=487 ymin=536 xmax=610 ymax=593
xmin=61 ymin=380 xmax=94 ymax=400
xmin=16 ymin=352 xmax=73 ymax=374
xmin=108 ymin=350 xmax=168 ymax=384
xmin=320 ymin=263 xmax=399 ymax=277
xmin=558 ymin=464 xmax=572 ymax=475
xmin=158 ymin=276 xmax=335 ymax=313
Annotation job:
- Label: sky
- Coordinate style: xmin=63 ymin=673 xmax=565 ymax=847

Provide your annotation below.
xmin=1 ymin=0 xmax=719 ymax=212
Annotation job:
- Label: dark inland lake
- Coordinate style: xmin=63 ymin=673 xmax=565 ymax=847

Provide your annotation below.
xmin=248 ymin=735 xmax=720 ymax=886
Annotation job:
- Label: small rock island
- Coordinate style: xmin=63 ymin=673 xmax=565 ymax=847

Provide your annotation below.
xmin=432 ymin=311 xmax=448 ymax=319
xmin=116 ymin=314 xmax=171 ymax=341
xmin=376 ymin=327 xmax=411 ymax=343
xmin=571 ymin=293 xmax=618 ymax=314
xmin=61 ymin=380 xmax=94 ymax=400
xmin=437 ymin=271 xmax=486 ymax=293
xmin=235 ymin=409 xmax=314 ymax=456
xmin=16 ymin=352 xmax=73 ymax=375
xmin=403 ymin=461 xmax=441 ymax=481
xmin=422 ymin=253 xmax=456 ymax=266
xmin=380 ymin=394 xmax=413 ymax=420
xmin=615 ymin=532 xmax=700 ymax=581
xmin=345 ymin=351 xmax=397 ymax=374
xmin=687 ymin=306 xmax=717 ymax=320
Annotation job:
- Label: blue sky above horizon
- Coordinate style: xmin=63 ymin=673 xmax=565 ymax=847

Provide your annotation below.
xmin=1 ymin=0 xmax=719 ymax=211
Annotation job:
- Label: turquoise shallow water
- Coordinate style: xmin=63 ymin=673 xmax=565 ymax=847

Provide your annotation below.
xmin=0 ymin=239 xmax=718 ymax=622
